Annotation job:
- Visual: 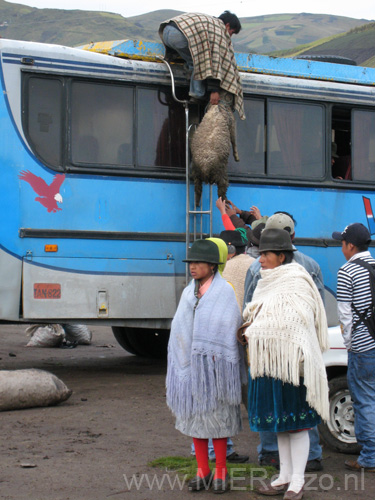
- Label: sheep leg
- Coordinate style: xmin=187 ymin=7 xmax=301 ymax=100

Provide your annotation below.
xmin=216 ymin=175 xmax=229 ymax=201
xmin=194 ymin=177 xmax=203 ymax=207
xmin=230 ymin=118 xmax=240 ymax=162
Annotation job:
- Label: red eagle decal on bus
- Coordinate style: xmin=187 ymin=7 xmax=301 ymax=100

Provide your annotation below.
xmin=19 ymin=170 xmax=65 ymax=213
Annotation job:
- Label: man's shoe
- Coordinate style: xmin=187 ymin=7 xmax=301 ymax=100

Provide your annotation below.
xmin=259 ymin=453 xmax=280 ymax=469
xmin=188 ymin=96 xmax=206 ymax=105
xmin=212 ymin=474 xmax=230 ymax=494
xmin=211 ymin=452 xmax=249 ymax=464
xmin=188 ymin=471 xmax=213 ymax=491
xmin=256 ymin=481 xmax=288 ymax=496
xmin=283 ymin=487 xmax=304 ymax=500
xmin=305 ymin=459 xmax=323 ymax=472
xmin=344 ymin=460 xmax=375 ymax=472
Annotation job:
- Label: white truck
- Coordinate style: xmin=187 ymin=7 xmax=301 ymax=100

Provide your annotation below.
xmin=320 ymin=291 xmax=360 ymax=454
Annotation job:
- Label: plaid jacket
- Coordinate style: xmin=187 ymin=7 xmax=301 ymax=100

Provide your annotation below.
xmin=160 ymin=13 xmax=245 ymax=119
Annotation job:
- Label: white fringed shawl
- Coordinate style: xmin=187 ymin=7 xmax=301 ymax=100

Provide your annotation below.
xmin=166 ymin=272 xmax=245 ymax=420
xmin=243 ymin=263 xmax=330 ymax=421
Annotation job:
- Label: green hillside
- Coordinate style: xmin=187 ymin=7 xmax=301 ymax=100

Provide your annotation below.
xmin=0 ymin=1 xmax=171 ymax=46
xmin=231 ymin=13 xmax=371 ymax=53
xmin=271 ymin=22 xmax=375 ymax=67
xmin=0 ymin=1 xmax=372 ymax=56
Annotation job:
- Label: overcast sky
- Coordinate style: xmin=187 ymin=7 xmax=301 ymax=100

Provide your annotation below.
xmin=6 ymin=0 xmax=375 ymax=21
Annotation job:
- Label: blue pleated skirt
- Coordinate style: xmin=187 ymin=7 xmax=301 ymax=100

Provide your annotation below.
xmin=247 ymin=372 xmax=321 ymax=432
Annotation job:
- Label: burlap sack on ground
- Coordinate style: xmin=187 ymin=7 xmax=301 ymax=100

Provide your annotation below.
xmin=0 ymin=369 xmax=72 ymax=411
xmin=62 ymin=324 xmax=92 ymax=345
xmin=25 ymin=324 xmax=65 ymax=347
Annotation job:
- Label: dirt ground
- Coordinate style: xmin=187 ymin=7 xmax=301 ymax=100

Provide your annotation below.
xmin=0 ymin=324 xmax=374 ymax=500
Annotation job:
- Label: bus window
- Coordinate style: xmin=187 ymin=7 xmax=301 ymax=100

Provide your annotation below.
xmin=228 ymin=97 xmax=265 ymax=175
xmin=24 ymin=76 xmax=63 ymax=168
xmin=331 ymin=106 xmax=351 ymax=180
xmin=268 ymin=101 xmax=324 ymax=178
xmin=71 ymin=81 xmax=133 ymax=167
xmin=352 ymin=109 xmax=375 ymax=182
xmin=137 ymin=88 xmax=185 ymax=169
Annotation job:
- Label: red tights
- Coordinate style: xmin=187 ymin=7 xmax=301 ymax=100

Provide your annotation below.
xmin=193 ymin=437 xmax=228 ymax=480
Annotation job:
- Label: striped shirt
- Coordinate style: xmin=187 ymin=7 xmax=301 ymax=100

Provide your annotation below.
xmin=337 ymin=251 xmax=375 ymax=352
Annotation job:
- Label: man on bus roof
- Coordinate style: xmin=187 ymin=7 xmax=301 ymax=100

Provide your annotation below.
xmin=159 ymin=11 xmax=245 ymax=119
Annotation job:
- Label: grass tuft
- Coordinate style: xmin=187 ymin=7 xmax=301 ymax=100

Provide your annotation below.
xmin=148 ymin=455 xmax=277 ymax=488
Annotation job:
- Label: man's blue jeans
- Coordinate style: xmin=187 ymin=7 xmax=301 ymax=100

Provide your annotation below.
xmin=162 ymin=24 xmax=206 ymax=99
xmin=347 ymin=348 xmax=375 ymax=467
xmin=258 ymin=427 xmax=322 ymax=461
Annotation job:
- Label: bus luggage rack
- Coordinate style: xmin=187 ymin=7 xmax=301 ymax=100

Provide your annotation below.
xmin=157 ymin=56 xmax=213 ymax=282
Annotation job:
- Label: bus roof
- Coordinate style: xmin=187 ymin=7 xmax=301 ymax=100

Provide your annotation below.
xmin=79 ymin=39 xmax=375 ymax=88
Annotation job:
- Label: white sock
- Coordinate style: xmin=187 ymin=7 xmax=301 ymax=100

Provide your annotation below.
xmin=271 ymin=433 xmax=292 ymax=487
xmin=288 ymin=430 xmax=309 ymax=492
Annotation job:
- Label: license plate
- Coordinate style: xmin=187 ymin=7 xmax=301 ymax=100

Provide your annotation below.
xmin=33 ymin=283 xmax=61 ymax=299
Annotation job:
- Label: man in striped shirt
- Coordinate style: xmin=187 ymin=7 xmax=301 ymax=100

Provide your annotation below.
xmin=333 ymin=222 xmax=375 ymax=472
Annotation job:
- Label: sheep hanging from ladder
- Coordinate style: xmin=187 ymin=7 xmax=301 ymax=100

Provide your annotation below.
xmin=190 ymin=91 xmax=240 ymax=206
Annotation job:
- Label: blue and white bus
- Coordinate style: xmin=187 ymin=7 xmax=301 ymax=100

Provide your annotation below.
xmin=1 ymin=36 xmax=374 ymax=451
xmin=1 ymin=38 xmax=375 ymax=349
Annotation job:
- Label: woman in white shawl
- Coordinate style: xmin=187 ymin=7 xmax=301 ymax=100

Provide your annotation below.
xmin=242 ymin=229 xmax=329 ymax=500
xmin=166 ymin=239 xmax=244 ymax=493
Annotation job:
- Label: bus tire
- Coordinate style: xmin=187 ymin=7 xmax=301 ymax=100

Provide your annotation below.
xmin=112 ymin=327 xmax=138 ymax=355
xmin=112 ymin=327 xmax=169 ymax=359
xmin=318 ymin=375 xmax=361 ymax=454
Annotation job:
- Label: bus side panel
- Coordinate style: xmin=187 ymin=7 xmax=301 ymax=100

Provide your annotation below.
xmin=22 ymin=259 xmax=177 ymax=320
xmin=0 ymin=249 xmax=21 ymax=320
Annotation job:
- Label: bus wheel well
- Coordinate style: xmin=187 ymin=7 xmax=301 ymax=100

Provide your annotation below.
xmin=112 ymin=327 xmax=169 ymax=359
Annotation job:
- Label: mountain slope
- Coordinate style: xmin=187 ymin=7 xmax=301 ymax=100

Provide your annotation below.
xmin=0 ymin=1 xmax=371 ymax=55
xmin=231 ymin=12 xmax=371 ymax=53
xmin=271 ymin=22 xmax=375 ymax=66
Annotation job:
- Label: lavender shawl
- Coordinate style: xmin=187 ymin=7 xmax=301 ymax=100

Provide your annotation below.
xmin=166 ymin=272 xmax=244 ymax=419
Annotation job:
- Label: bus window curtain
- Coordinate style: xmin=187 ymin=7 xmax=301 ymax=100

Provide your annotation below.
xmin=353 ymin=111 xmax=373 ymax=181
xmin=272 ymin=104 xmax=303 ymax=176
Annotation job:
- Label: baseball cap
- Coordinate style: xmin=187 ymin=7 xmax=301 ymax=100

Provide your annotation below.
xmin=265 ymin=213 xmax=295 ymax=235
xmin=332 ymin=223 xmax=371 ymax=246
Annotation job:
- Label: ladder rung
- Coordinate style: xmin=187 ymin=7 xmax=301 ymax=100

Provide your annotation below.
xmin=189 ymin=210 xmax=212 ymax=215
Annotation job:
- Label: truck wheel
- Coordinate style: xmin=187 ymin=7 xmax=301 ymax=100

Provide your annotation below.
xmin=112 ymin=327 xmax=169 ymax=359
xmin=318 ymin=375 xmax=361 ymax=454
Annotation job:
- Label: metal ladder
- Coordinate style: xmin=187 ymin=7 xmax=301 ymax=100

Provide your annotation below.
xmin=158 ymin=57 xmax=213 ymax=280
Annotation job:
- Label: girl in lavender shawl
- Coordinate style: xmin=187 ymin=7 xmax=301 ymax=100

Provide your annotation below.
xmin=166 ymin=239 xmax=244 ymax=493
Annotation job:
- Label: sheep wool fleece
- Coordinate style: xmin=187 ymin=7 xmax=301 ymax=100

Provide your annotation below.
xmin=166 ymin=271 xmax=244 ymax=437
xmin=243 ymin=262 xmax=330 ymax=421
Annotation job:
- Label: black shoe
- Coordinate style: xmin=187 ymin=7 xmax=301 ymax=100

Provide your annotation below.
xmin=188 ymin=471 xmax=213 ymax=491
xmin=212 ymin=474 xmax=230 ymax=494
xmin=226 ymin=452 xmax=249 ymax=463
xmin=259 ymin=452 xmax=280 ymax=469
xmin=188 ymin=96 xmax=206 ymax=105
xmin=305 ymin=459 xmax=323 ymax=472
xmin=211 ymin=451 xmax=249 ymax=464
